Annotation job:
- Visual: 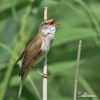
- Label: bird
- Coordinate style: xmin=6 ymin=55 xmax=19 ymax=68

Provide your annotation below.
xmin=14 ymin=18 xmax=59 ymax=98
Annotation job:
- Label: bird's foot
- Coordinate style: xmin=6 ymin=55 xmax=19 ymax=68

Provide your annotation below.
xmin=32 ymin=67 xmax=48 ymax=78
xmin=43 ymin=73 xmax=48 ymax=78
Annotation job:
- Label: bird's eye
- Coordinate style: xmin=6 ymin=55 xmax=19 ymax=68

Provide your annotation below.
xmin=48 ymin=33 xmax=50 ymax=34
xmin=44 ymin=22 xmax=48 ymax=25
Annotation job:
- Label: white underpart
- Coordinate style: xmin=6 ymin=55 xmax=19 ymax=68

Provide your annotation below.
xmin=35 ymin=26 xmax=56 ymax=65
xmin=41 ymin=26 xmax=56 ymax=40
xmin=41 ymin=26 xmax=56 ymax=52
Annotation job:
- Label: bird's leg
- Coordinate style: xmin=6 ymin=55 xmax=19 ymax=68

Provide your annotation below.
xmin=32 ymin=67 xmax=48 ymax=78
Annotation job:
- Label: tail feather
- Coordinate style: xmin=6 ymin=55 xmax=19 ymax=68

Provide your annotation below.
xmin=18 ymin=80 xmax=23 ymax=99
xmin=18 ymin=68 xmax=30 ymax=98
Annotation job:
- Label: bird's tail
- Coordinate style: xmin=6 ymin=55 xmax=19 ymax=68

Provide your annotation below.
xmin=18 ymin=79 xmax=23 ymax=99
xmin=18 ymin=69 xmax=30 ymax=98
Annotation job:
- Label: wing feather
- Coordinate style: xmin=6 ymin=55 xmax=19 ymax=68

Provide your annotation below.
xmin=14 ymin=51 xmax=25 ymax=66
xmin=19 ymin=34 xmax=42 ymax=76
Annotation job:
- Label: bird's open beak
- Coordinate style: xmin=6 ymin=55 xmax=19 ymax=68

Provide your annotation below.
xmin=50 ymin=18 xmax=60 ymax=26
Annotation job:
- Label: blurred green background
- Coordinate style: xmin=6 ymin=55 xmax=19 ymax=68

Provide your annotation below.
xmin=0 ymin=0 xmax=100 ymax=100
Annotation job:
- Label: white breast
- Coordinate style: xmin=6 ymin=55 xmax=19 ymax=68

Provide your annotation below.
xmin=34 ymin=26 xmax=56 ymax=65
xmin=41 ymin=38 xmax=51 ymax=52
xmin=34 ymin=38 xmax=50 ymax=65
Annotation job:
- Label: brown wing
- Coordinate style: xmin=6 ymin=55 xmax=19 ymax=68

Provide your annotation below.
xmin=19 ymin=34 xmax=42 ymax=76
xmin=14 ymin=51 xmax=25 ymax=66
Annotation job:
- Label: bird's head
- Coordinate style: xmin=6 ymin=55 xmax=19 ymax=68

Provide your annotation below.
xmin=39 ymin=18 xmax=60 ymax=40
xmin=39 ymin=18 xmax=59 ymax=28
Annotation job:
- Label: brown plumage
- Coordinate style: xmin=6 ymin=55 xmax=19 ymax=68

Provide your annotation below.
xmin=16 ymin=34 xmax=43 ymax=98
xmin=14 ymin=18 xmax=59 ymax=98
xmin=19 ymin=34 xmax=42 ymax=76
xmin=15 ymin=34 xmax=42 ymax=76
